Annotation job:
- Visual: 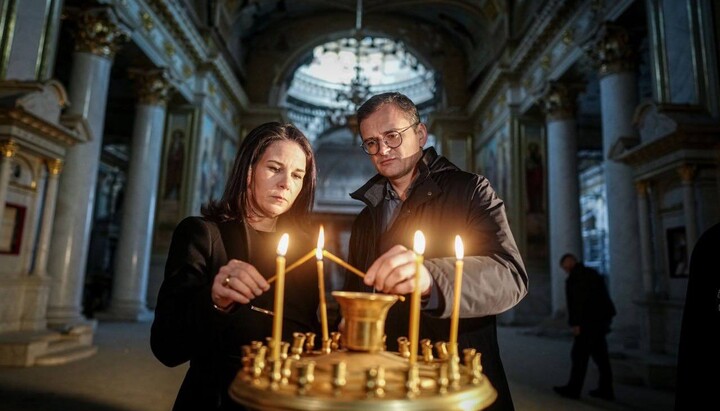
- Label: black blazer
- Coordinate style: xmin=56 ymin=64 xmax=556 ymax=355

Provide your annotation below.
xmin=150 ymin=216 xmax=320 ymax=411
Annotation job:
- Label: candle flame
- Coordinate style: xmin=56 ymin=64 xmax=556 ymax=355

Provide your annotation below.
xmin=413 ymin=230 xmax=426 ymax=255
xmin=316 ymin=226 xmax=325 ymax=260
xmin=455 ymin=235 xmax=464 ymax=260
xmin=277 ymin=233 xmax=289 ymax=256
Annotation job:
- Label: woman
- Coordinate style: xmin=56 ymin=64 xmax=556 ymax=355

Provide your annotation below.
xmin=151 ymin=122 xmax=320 ymax=410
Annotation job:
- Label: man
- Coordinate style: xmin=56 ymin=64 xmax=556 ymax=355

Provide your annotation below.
xmin=343 ymin=92 xmax=528 ymax=410
xmin=554 ymin=253 xmax=616 ymax=401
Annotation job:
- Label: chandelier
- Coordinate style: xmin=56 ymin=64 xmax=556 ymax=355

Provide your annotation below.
xmin=331 ymin=1 xmax=426 ymax=138
xmin=335 ymin=60 xmax=371 ymax=117
xmin=332 ymin=0 xmax=370 ymax=137
xmin=284 ymin=0 xmax=435 ymax=141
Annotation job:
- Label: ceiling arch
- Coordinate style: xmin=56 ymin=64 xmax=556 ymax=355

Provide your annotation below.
xmin=222 ymin=0 xmax=501 ymax=59
xmin=241 ymin=10 xmax=471 ymax=110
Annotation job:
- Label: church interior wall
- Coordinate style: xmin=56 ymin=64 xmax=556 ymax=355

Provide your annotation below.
xmin=696 ymin=169 xmax=720 ymax=229
xmin=637 ymin=299 xmax=682 ymax=356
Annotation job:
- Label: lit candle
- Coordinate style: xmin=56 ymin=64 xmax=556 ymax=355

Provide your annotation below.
xmin=316 ymin=226 xmax=329 ymax=343
xmin=449 ymin=235 xmax=464 ymax=354
xmin=409 ymin=230 xmax=425 ymax=366
xmin=271 ymin=233 xmax=289 ymax=362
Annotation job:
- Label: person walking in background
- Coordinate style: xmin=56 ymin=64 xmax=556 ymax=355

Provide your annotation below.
xmin=151 ymin=122 xmax=320 ymax=411
xmin=674 ymin=222 xmax=720 ymax=410
xmin=554 ymin=253 xmax=616 ymax=401
xmin=342 ymin=91 xmax=528 ymax=411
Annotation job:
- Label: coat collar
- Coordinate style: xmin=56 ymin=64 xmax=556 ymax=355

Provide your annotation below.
xmin=350 ymin=147 xmax=443 ymax=208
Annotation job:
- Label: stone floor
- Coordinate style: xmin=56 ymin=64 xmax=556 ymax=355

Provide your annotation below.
xmin=0 ymin=321 xmax=675 ymax=411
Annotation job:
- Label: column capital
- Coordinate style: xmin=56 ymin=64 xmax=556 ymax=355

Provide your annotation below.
xmin=585 ymin=22 xmax=635 ymax=77
xmin=0 ymin=139 xmax=18 ymax=158
xmin=128 ymin=69 xmax=173 ymax=106
xmin=635 ymin=180 xmax=649 ymax=196
xmin=71 ymin=8 xmax=129 ymax=58
xmin=677 ymin=164 xmax=697 ymax=183
xmin=540 ymin=82 xmax=581 ymax=121
xmin=47 ymin=158 xmax=63 ymax=175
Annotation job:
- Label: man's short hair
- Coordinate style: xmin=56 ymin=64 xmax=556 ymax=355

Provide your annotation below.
xmin=559 ymin=253 xmax=577 ymax=266
xmin=356 ymin=92 xmax=420 ymax=127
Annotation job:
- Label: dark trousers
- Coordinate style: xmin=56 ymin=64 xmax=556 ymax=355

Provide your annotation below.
xmin=566 ymin=327 xmax=613 ymax=393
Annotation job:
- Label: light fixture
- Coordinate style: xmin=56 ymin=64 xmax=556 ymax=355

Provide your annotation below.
xmin=285 ymin=0 xmax=435 ymax=142
xmin=331 ymin=0 xmax=369 ymax=139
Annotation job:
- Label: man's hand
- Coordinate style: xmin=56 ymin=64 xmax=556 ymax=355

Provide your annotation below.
xmin=364 ymin=245 xmax=432 ymax=296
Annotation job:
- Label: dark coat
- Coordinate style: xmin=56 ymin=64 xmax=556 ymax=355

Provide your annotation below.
xmin=565 ymin=263 xmax=616 ymax=333
xmin=344 ymin=147 xmax=528 ymax=411
xmin=675 ymin=222 xmax=720 ymax=410
xmin=150 ymin=216 xmax=320 ymax=411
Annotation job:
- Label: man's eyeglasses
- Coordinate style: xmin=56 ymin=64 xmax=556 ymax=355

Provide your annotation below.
xmin=360 ymin=122 xmax=419 ymax=155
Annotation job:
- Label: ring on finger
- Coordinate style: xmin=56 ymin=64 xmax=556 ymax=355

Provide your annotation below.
xmin=223 ymin=275 xmax=231 ymax=287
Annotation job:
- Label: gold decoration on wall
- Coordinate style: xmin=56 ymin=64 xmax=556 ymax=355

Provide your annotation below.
xmin=47 ymin=158 xmax=63 ymax=175
xmin=209 ymin=83 xmax=217 ymax=96
xmin=677 ymin=164 xmax=697 ymax=183
xmin=635 ymin=180 xmax=649 ymax=196
xmin=128 ymin=69 xmax=172 ymax=106
xmin=140 ymin=11 xmax=154 ymax=31
xmin=585 ymin=22 xmax=635 ymax=77
xmin=540 ymin=81 xmax=579 ymax=121
xmin=540 ymin=55 xmax=551 ymax=71
xmin=182 ymin=65 xmax=192 ymax=78
xmin=0 ymin=139 xmax=18 ymax=158
xmin=562 ymin=29 xmax=574 ymax=45
xmin=72 ymin=8 xmax=129 ymax=58
xmin=481 ymin=0 xmax=500 ymax=20
xmin=146 ymin=0 xmax=203 ymax=64
xmin=163 ymin=40 xmax=176 ymax=57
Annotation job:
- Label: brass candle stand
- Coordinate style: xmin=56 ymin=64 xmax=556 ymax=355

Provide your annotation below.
xmin=228 ymin=291 xmax=497 ymax=411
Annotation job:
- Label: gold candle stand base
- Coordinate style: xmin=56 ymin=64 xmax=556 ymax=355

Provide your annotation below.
xmin=229 ymin=292 xmax=496 ymax=411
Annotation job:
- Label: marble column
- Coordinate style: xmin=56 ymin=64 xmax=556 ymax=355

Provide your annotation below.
xmin=31 ymin=159 xmax=63 ymax=277
xmin=541 ymin=82 xmax=583 ymax=317
xmin=0 ymin=140 xmax=18 ymax=233
xmin=102 ymin=69 xmax=171 ymax=321
xmin=45 ymin=9 xmax=128 ymax=327
xmin=589 ymin=23 xmax=642 ymax=345
xmin=678 ymin=165 xmax=698 ymax=253
xmin=635 ymin=181 xmax=654 ymax=296
xmin=650 ymin=184 xmax=669 ymax=296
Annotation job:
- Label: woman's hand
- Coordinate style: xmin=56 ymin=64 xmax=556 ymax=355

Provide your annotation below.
xmin=211 ymin=259 xmax=270 ymax=309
